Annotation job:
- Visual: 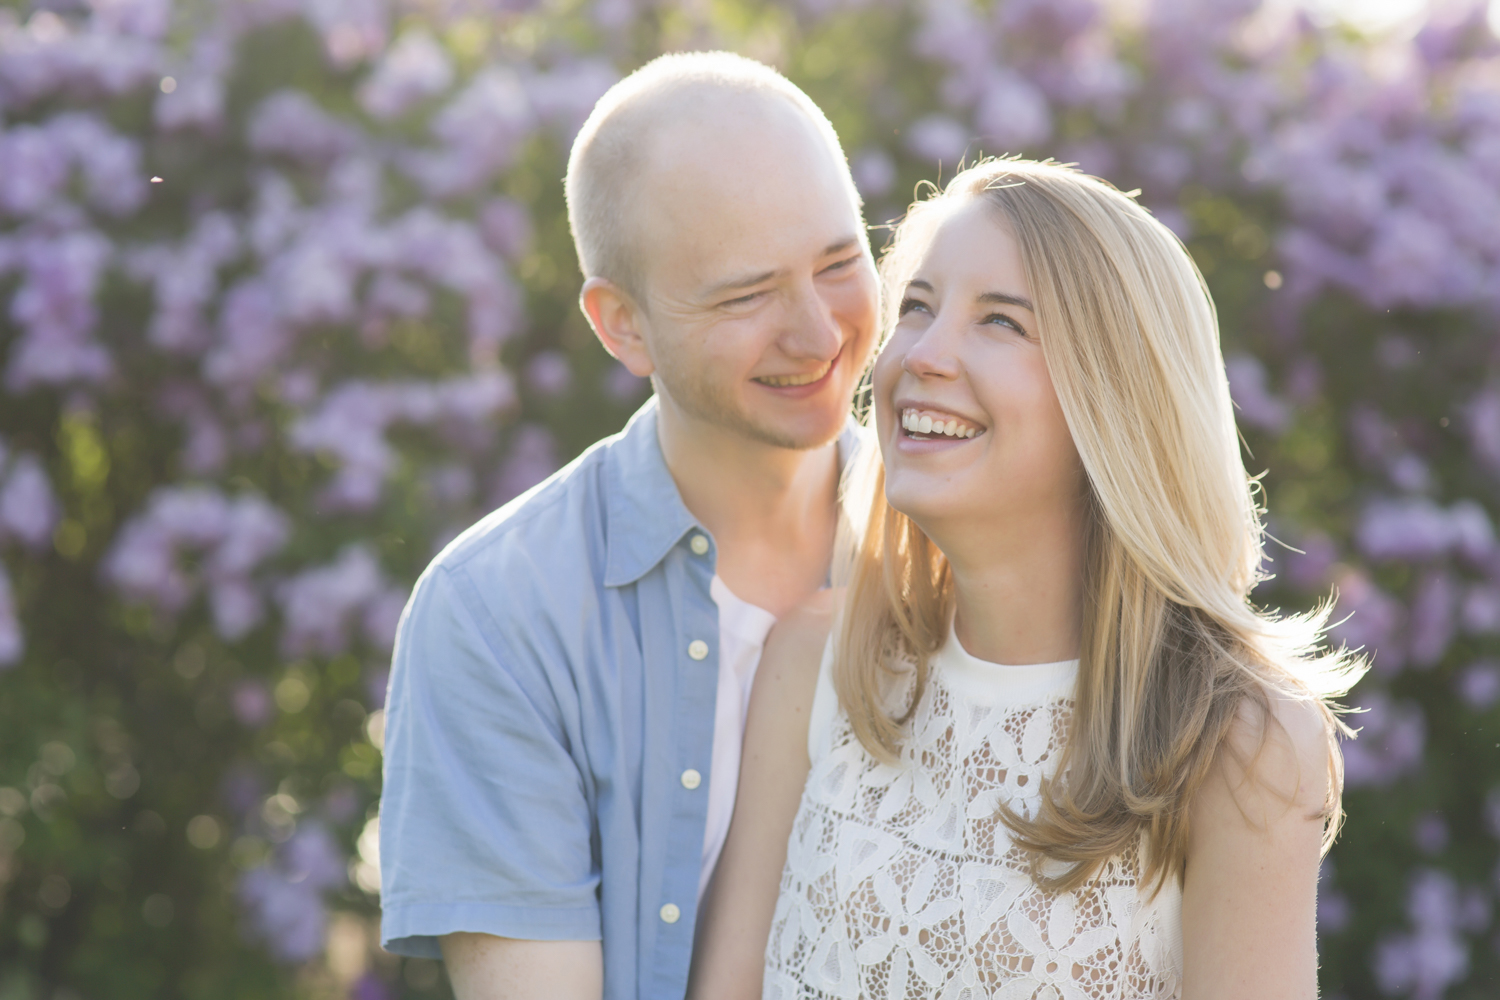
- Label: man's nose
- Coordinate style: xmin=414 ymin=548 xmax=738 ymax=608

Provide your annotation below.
xmin=780 ymin=278 xmax=844 ymax=360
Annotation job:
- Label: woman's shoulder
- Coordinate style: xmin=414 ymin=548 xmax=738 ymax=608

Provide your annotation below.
xmin=1210 ymin=684 xmax=1337 ymax=825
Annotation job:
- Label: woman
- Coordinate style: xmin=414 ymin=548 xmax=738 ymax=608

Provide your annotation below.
xmin=688 ymin=158 xmax=1363 ymax=1000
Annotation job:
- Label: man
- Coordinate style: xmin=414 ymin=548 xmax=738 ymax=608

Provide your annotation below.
xmin=378 ymin=51 xmax=879 ymax=1000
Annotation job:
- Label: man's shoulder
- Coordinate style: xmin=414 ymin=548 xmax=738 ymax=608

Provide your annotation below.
xmin=433 ymin=432 xmax=621 ymax=582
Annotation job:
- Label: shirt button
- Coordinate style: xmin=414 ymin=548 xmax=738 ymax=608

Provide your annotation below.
xmin=660 ymin=903 xmax=681 ymax=924
xmin=688 ymin=639 xmax=709 ymax=661
xmin=690 ymin=533 xmax=709 ymax=555
xmin=680 ymin=768 xmax=702 ymax=790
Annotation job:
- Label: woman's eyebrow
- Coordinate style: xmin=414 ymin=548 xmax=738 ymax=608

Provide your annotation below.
xmin=977 ymin=291 xmax=1034 ymax=311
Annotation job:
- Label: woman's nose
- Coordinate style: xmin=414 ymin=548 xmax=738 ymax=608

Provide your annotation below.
xmin=901 ymin=321 xmax=960 ymax=380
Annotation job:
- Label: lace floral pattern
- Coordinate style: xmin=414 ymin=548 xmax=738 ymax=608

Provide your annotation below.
xmin=764 ymin=646 xmax=1182 ymax=1000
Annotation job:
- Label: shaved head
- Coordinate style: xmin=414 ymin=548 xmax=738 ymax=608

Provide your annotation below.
xmin=565 ymin=51 xmax=864 ymax=304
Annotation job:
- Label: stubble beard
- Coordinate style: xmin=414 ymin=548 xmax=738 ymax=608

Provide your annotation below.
xmin=651 ymin=369 xmax=839 ymax=452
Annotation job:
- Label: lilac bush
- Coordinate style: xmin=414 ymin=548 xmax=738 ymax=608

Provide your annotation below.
xmin=1 ymin=0 xmax=1498 ymax=995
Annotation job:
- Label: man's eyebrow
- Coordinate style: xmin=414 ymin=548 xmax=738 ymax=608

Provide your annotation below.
xmin=707 ymin=269 xmax=782 ymax=298
xmin=704 ymin=238 xmax=865 ymax=300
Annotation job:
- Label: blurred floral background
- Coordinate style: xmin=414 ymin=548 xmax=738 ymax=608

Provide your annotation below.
xmin=1 ymin=0 xmax=1498 ymax=996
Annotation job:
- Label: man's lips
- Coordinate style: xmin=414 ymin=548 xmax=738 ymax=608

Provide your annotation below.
xmin=751 ymin=348 xmax=842 ymax=394
xmin=753 ymin=359 xmax=833 ymax=388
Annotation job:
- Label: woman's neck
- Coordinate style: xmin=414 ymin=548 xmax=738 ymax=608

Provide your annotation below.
xmin=936 ymin=505 xmax=1088 ymax=667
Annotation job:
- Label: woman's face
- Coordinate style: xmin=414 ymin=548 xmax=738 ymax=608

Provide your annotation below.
xmin=873 ymin=196 xmax=1086 ymax=540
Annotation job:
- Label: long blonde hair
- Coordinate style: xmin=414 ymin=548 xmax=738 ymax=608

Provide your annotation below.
xmin=835 ymin=158 xmax=1364 ymax=892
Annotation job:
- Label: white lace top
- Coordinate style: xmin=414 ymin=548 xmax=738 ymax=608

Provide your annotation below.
xmin=763 ymin=630 xmax=1183 ymax=1000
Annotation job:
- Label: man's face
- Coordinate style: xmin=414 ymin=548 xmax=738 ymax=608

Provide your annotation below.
xmin=630 ymin=99 xmax=879 ymax=451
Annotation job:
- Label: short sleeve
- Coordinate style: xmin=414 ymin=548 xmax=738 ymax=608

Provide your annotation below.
xmin=378 ymin=564 xmax=600 ymax=958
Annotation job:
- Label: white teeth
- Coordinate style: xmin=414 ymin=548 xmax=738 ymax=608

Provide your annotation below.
xmin=757 ymin=363 xmax=831 ymax=388
xmin=900 ymin=408 xmax=983 ymax=440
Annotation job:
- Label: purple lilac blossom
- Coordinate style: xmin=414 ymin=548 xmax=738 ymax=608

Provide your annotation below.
xmin=1412 ymin=813 xmax=1450 ymax=855
xmin=524 ymin=59 xmax=618 ymax=142
xmin=1329 ymin=569 xmax=1406 ymax=674
xmin=365 ymin=667 xmax=388 ymax=711
xmin=1283 ymin=533 xmax=1338 ymax=591
xmin=204 ymin=278 xmax=291 ymax=389
xmin=851 ymin=149 xmax=897 ymax=200
xmin=492 ymin=424 xmax=560 ymax=506
xmin=289 ymin=372 xmax=514 ymax=512
xmin=103 ymin=488 xmax=290 ymax=639
xmin=276 ymin=545 xmax=399 ymax=656
xmin=403 ymin=67 xmax=533 ymax=198
xmin=604 ymin=362 xmax=649 ymax=403
xmin=350 ymin=972 xmax=396 ymax=1000
xmin=1225 ymin=353 xmax=1291 ymax=433
xmin=304 ymin=0 xmax=390 ymax=69
xmin=1458 ymin=662 xmax=1500 ymax=710
xmin=154 ymin=32 xmax=232 ymax=132
xmin=524 ymin=351 xmax=573 ymax=398
xmin=1343 ymin=690 xmax=1426 ymax=788
xmin=125 ymin=211 xmax=241 ymax=352
xmin=1461 ymin=585 xmax=1500 ymax=634
xmin=249 ymin=91 xmax=361 ymax=165
xmin=478 ymin=197 xmax=533 ymax=260
xmin=1374 ymin=870 xmax=1471 ymax=999
xmin=238 ymin=822 xmax=346 ymax=963
xmin=357 ymin=28 xmax=453 ymax=119
xmin=5 ymin=227 xmax=114 ymax=390
xmin=0 ymin=567 xmax=21 ymax=667
xmin=905 ymin=115 xmax=971 ymax=165
xmin=1466 ymin=388 xmax=1500 ymax=473
xmin=0 ymin=452 xmax=60 ymax=550
xmin=0 ymin=8 xmax=160 ymax=109
xmin=1408 ymin=571 xmax=1457 ymax=668
xmin=231 ymin=680 xmax=274 ymax=729
xmin=1356 ymin=498 xmax=1494 ymax=563
xmin=973 ymin=71 xmax=1052 ymax=151
xmin=1319 ymin=861 xmax=1351 ymax=934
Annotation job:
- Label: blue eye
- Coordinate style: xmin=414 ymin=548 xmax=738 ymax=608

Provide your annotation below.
xmin=983 ymin=313 xmax=1027 ymax=336
xmin=899 ymin=297 xmax=930 ymax=317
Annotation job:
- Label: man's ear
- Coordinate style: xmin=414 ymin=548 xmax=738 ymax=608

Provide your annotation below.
xmin=580 ymin=277 xmax=654 ymax=377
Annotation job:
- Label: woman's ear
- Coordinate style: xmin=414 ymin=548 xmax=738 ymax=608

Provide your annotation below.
xmin=580 ymin=277 xmax=654 ymax=377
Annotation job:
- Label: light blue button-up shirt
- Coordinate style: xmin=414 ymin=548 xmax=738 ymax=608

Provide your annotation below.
xmin=380 ymin=397 xmax=853 ymax=1000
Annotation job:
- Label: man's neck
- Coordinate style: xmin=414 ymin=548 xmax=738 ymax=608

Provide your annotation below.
xmin=656 ymin=402 xmax=841 ymax=619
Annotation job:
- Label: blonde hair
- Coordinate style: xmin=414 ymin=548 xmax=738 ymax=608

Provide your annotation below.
xmin=835 ymin=158 xmax=1365 ymax=892
xmin=564 ymin=51 xmax=861 ymax=302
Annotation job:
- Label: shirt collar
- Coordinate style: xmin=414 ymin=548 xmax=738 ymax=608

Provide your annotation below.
xmin=602 ymin=395 xmax=867 ymax=588
xmin=604 ymin=398 xmax=699 ymax=588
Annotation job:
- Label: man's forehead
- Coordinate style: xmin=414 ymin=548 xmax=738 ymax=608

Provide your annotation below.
xmin=641 ymin=122 xmax=857 ymax=254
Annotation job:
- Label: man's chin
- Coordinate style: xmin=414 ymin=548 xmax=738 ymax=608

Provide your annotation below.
xmin=663 ymin=383 xmax=848 ymax=451
xmin=740 ymin=412 xmax=847 ymax=451
xmin=705 ymin=407 xmax=844 ymax=451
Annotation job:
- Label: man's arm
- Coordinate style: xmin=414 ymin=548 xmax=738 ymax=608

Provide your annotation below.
xmin=686 ymin=594 xmax=834 ymax=1000
xmin=442 ymin=935 xmax=602 ymax=1000
xmin=380 ymin=564 xmax=602 ymax=964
